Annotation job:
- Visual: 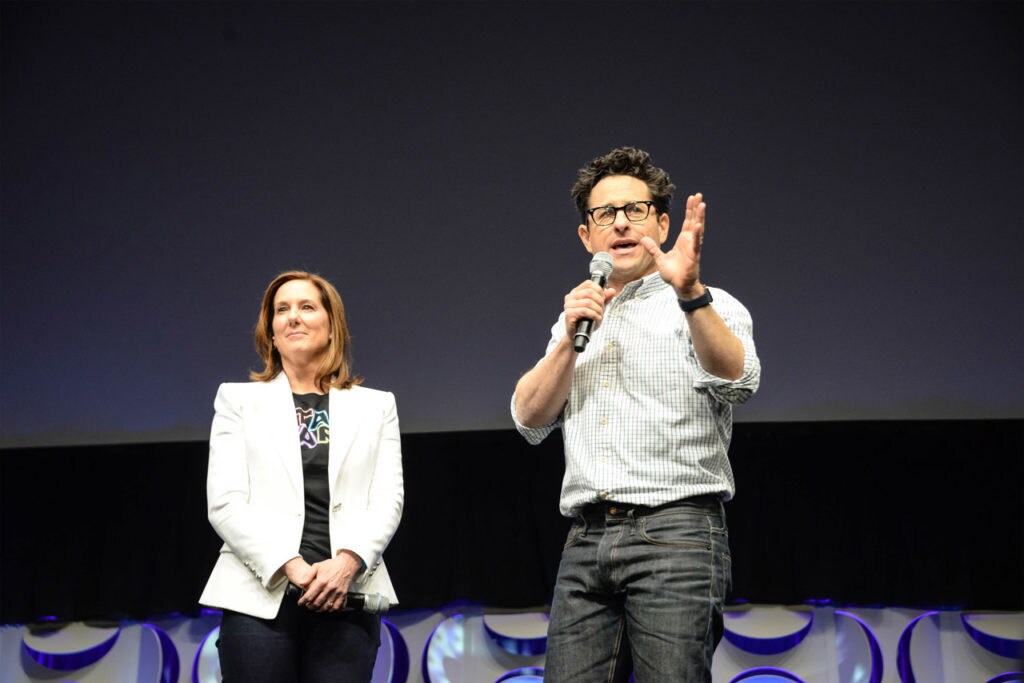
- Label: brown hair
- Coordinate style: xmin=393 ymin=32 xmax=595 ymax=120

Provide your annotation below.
xmin=250 ymin=271 xmax=362 ymax=392
xmin=571 ymin=146 xmax=676 ymax=223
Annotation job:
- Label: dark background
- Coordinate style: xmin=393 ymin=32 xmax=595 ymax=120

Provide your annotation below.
xmin=2 ymin=1 xmax=1021 ymax=448
xmin=2 ymin=420 xmax=1022 ymax=624
xmin=1 ymin=1 xmax=1021 ymax=623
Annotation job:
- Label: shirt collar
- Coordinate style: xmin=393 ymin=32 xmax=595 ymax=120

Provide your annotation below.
xmin=618 ymin=271 xmax=670 ymax=301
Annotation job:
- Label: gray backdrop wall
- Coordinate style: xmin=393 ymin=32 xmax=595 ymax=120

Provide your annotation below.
xmin=3 ymin=1 xmax=1022 ymax=448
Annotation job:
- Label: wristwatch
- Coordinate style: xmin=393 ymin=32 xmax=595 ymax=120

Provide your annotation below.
xmin=678 ymin=286 xmax=713 ymax=313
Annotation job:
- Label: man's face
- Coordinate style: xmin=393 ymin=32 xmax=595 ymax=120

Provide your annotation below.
xmin=578 ymin=174 xmax=669 ymax=288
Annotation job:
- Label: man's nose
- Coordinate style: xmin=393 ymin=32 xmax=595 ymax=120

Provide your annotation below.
xmin=613 ymin=209 xmax=631 ymax=229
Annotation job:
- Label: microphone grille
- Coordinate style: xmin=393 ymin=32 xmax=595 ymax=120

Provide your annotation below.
xmin=590 ymin=252 xmax=614 ymax=278
xmin=369 ymin=593 xmax=391 ymax=614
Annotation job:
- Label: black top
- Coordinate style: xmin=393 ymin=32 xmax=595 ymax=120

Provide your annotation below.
xmin=292 ymin=392 xmax=331 ymax=564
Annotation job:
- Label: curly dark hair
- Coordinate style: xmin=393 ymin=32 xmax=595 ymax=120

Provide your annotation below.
xmin=571 ymin=146 xmax=676 ymax=224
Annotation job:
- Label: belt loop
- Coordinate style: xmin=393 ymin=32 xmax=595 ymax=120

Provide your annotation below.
xmin=626 ymin=507 xmax=638 ymax=534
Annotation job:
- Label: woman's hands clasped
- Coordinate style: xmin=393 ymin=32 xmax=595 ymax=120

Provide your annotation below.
xmin=283 ymin=550 xmax=363 ymax=613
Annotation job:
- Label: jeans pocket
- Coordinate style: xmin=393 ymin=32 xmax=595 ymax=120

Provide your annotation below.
xmin=637 ymin=510 xmax=713 ymax=550
xmin=563 ymin=519 xmax=586 ymax=550
xmin=720 ymin=548 xmax=733 ymax=596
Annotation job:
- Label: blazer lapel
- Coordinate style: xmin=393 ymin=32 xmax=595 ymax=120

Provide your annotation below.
xmin=268 ymin=372 xmax=305 ymax=498
xmin=327 ymin=387 xmax=359 ymax=487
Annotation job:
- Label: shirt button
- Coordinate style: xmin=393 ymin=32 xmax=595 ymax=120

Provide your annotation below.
xmin=600 ymin=418 xmax=607 ymax=425
xmin=602 ymin=381 xmax=610 ymax=388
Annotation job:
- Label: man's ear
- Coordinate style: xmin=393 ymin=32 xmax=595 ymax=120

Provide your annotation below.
xmin=578 ymin=224 xmax=595 ymax=254
xmin=657 ymin=211 xmax=670 ymax=246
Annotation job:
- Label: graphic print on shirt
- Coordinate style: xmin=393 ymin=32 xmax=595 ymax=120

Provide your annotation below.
xmin=295 ymin=406 xmax=330 ymax=449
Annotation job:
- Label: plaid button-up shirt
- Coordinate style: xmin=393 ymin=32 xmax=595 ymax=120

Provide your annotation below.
xmin=512 ymin=272 xmax=761 ymax=517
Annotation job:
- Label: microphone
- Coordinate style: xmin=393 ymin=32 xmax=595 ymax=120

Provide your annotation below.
xmin=285 ymin=583 xmax=392 ymax=614
xmin=573 ymin=252 xmax=614 ymax=353
xmin=345 ymin=592 xmax=391 ymax=615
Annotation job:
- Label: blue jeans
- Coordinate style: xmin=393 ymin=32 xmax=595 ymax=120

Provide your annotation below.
xmin=218 ymin=597 xmax=380 ymax=682
xmin=544 ymin=496 xmax=731 ymax=682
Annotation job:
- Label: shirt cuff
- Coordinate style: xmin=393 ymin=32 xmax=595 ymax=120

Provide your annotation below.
xmin=510 ymin=393 xmax=559 ymax=445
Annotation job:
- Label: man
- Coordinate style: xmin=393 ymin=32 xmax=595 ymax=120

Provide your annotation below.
xmin=511 ymin=146 xmax=760 ymax=681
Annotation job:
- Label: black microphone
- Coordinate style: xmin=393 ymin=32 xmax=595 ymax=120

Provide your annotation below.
xmin=345 ymin=592 xmax=391 ymax=615
xmin=573 ymin=252 xmax=614 ymax=353
xmin=285 ymin=583 xmax=392 ymax=614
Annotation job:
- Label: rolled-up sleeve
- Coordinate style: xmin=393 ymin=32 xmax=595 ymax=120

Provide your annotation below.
xmin=510 ymin=318 xmax=567 ymax=444
xmin=510 ymin=391 xmax=561 ymax=445
xmin=691 ymin=287 xmax=761 ymax=405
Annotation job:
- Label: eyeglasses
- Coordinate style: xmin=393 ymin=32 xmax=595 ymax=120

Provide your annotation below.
xmin=586 ymin=200 xmax=655 ymax=227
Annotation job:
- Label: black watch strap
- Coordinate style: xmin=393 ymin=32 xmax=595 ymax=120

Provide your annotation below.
xmin=678 ymin=286 xmax=713 ymax=313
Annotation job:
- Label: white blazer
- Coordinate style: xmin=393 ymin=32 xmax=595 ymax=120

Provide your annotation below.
xmin=199 ymin=373 xmax=404 ymax=619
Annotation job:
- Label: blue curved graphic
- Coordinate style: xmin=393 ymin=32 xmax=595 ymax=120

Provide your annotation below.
xmin=142 ymin=623 xmax=180 ymax=683
xmin=962 ymin=613 xmax=1024 ymax=660
xmin=985 ymin=674 xmax=1024 ymax=683
xmin=724 ymin=610 xmax=813 ymax=655
xmin=896 ymin=611 xmax=938 ymax=683
xmin=729 ymin=667 xmax=805 ymax=682
xmin=482 ymin=615 xmax=547 ymax=656
xmin=835 ymin=610 xmax=884 ymax=683
xmin=495 ymin=666 xmax=544 ymax=682
xmin=191 ymin=625 xmax=220 ymax=683
xmin=422 ymin=613 xmax=466 ymax=683
xmin=382 ymin=617 xmax=411 ymax=683
xmin=22 ymin=625 xmax=120 ymax=671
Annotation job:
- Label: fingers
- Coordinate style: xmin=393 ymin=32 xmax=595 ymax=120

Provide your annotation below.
xmin=678 ymin=193 xmax=707 ymax=256
xmin=681 ymin=223 xmax=704 ymax=254
xmin=565 ymin=281 xmax=606 ymax=315
xmin=684 ymin=192 xmax=706 ymax=243
xmin=296 ymin=556 xmax=358 ymax=612
xmin=563 ymin=280 xmax=611 ymax=336
xmin=319 ymin=594 xmax=343 ymax=612
xmin=639 ymin=235 xmax=662 ymax=257
xmin=283 ymin=557 xmax=315 ymax=587
xmin=296 ymin=579 xmax=345 ymax=613
xmin=300 ymin=587 xmax=347 ymax=612
xmin=685 ymin=192 xmax=705 ymax=222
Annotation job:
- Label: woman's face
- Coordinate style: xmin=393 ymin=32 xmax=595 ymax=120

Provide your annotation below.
xmin=271 ymin=279 xmax=332 ymax=367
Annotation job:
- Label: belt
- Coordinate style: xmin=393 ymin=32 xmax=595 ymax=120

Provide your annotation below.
xmin=579 ymin=493 xmax=722 ymax=519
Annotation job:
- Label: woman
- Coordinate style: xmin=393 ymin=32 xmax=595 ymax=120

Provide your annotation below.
xmin=200 ymin=271 xmax=404 ymax=682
